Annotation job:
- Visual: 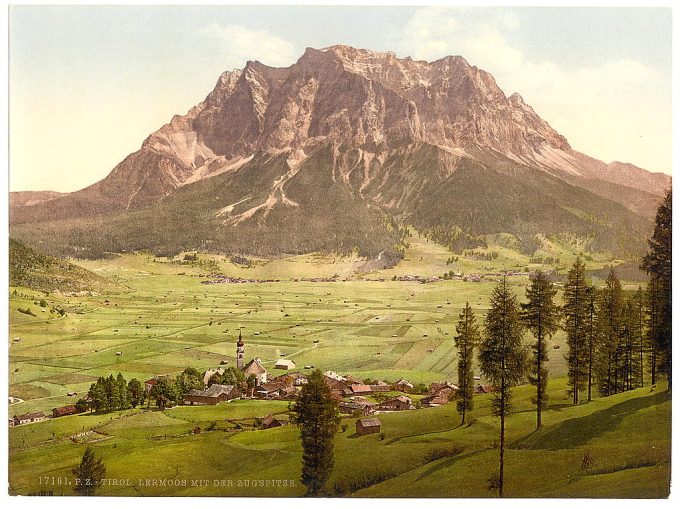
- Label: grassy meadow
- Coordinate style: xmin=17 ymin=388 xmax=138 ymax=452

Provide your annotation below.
xmin=8 ymin=232 xmax=668 ymax=497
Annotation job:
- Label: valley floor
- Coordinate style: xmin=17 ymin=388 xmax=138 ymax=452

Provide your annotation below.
xmin=8 ymin=236 xmax=667 ymax=497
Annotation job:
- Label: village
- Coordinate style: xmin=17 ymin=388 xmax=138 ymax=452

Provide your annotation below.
xmin=9 ymin=331 xmax=493 ymax=436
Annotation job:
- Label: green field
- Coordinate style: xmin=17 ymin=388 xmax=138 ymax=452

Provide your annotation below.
xmin=8 ymin=233 xmax=668 ymax=497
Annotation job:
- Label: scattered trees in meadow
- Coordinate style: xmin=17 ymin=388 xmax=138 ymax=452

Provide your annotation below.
xmin=454 ymin=302 xmax=480 ymax=425
xmin=291 ymin=369 xmax=340 ymax=496
xmin=563 ymin=257 xmax=589 ymax=404
xmin=521 ymin=270 xmax=560 ymax=428
xmin=478 ymin=277 xmax=529 ymax=498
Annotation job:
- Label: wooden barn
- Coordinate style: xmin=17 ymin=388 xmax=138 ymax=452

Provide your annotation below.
xmin=356 ymin=417 xmax=381 ymax=436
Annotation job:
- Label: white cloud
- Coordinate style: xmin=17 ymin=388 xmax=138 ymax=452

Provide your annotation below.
xmin=398 ymin=8 xmax=671 ymax=174
xmin=198 ymin=23 xmax=297 ymax=69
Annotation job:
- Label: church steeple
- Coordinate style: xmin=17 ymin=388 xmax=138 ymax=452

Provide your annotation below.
xmin=236 ymin=329 xmax=245 ymax=370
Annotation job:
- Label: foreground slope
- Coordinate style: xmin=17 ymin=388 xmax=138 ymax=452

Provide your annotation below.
xmin=8 ymin=380 xmax=670 ymax=497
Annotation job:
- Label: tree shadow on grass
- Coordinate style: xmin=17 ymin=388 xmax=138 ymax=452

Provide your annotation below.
xmin=385 ymin=422 xmax=465 ymax=445
xmin=415 ymin=448 xmax=489 ymax=481
xmin=546 ymin=402 xmax=573 ymax=412
xmin=513 ymin=390 xmax=670 ymax=451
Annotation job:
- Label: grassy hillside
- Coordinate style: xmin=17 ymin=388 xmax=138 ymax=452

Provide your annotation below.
xmin=8 ymin=238 xmax=664 ymax=498
xmin=9 ymin=238 xmax=121 ymax=294
xmin=8 ymin=379 xmax=670 ymax=497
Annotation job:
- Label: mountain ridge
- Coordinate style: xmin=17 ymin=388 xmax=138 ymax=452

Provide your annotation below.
xmin=9 ymin=45 xmax=669 ymax=260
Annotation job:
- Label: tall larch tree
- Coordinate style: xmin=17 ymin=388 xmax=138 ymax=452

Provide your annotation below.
xmin=595 ymin=270 xmax=624 ymax=396
xmin=291 ymin=369 xmax=340 ymax=496
xmin=454 ymin=302 xmax=481 ymax=425
xmin=584 ymin=286 xmax=599 ymax=401
xmin=641 ymin=189 xmax=672 ymax=390
xmin=521 ymin=270 xmax=560 ymax=428
xmin=563 ymin=257 xmax=589 ymax=404
xmin=479 ymin=277 xmax=529 ymax=498
xmin=631 ymin=287 xmax=646 ymax=387
xmin=645 ymin=277 xmax=663 ymax=385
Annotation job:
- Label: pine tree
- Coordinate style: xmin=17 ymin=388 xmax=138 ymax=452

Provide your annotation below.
xmin=291 ymin=369 xmax=340 ymax=496
xmin=88 ymin=377 xmax=106 ymax=412
xmin=632 ymin=287 xmax=645 ymax=387
xmin=563 ymin=257 xmax=589 ymax=404
xmin=454 ymin=302 xmax=480 ymax=425
xmin=584 ymin=286 xmax=598 ymax=401
xmin=116 ymin=373 xmax=129 ymax=410
xmin=641 ymin=189 xmax=672 ymax=390
xmin=595 ymin=270 xmax=624 ymax=396
xmin=127 ymin=378 xmax=145 ymax=408
xmin=478 ymin=277 xmax=529 ymax=498
xmin=521 ymin=270 xmax=560 ymax=428
xmin=645 ymin=277 xmax=663 ymax=385
xmin=72 ymin=446 xmax=106 ymax=496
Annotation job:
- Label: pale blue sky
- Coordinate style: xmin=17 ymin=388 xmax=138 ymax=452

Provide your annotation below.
xmin=9 ymin=5 xmax=673 ymax=191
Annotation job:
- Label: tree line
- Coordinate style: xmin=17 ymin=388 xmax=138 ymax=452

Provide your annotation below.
xmin=452 ymin=189 xmax=672 ymax=497
xmin=85 ymin=366 xmax=251 ymax=412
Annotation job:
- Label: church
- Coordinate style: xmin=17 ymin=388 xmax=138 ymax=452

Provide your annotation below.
xmin=236 ymin=330 xmax=267 ymax=385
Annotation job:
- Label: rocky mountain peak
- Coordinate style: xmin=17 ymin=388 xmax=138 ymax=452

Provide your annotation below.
xmin=11 ymin=44 xmax=667 ymax=230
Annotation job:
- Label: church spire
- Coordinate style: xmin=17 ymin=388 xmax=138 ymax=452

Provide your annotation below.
xmin=236 ymin=328 xmax=245 ymax=370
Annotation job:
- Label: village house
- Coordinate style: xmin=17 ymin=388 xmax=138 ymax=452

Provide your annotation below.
xmin=284 ymin=371 xmax=308 ymax=386
xmin=52 ymin=405 xmax=83 ymax=418
xmin=475 ymin=384 xmax=494 ymax=394
xmin=202 ymin=367 xmax=225 ymax=386
xmin=144 ymin=377 xmax=160 ymax=392
xmin=256 ymin=379 xmax=296 ymax=400
xmin=349 ymin=384 xmax=373 ymax=395
xmin=430 ymin=381 xmax=459 ymax=393
xmin=339 ymin=401 xmax=375 ymax=416
xmin=242 ymin=358 xmax=267 ymax=385
xmin=394 ymin=379 xmax=414 ymax=392
xmin=421 ymin=388 xmax=455 ymax=407
xmin=323 ymin=370 xmax=346 ymax=382
xmin=274 ymin=359 xmax=296 ymax=370
xmin=377 ymin=395 xmax=415 ymax=412
xmin=13 ymin=412 xmax=46 ymax=426
xmin=183 ymin=384 xmax=241 ymax=405
xmin=369 ymin=382 xmax=392 ymax=393
xmin=356 ymin=417 xmax=381 ymax=436
xmin=323 ymin=376 xmax=353 ymax=398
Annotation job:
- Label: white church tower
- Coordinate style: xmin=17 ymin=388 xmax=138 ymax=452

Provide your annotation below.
xmin=236 ymin=329 xmax=245 ymax=370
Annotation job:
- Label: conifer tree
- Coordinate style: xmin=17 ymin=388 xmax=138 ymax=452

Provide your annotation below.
xmin=127 ymin=378 xmax=145 ymax=408
xmin=116 ymin=373 xmax=129 ymax=409
xmin=585 ymin=286 xmax=598 ymax=401
xmin=479 ymin=277 xmax=529 ymax=498
xmin=646 ymin=277 xmax=663 ymax=385
xmin=72 ymin=446 xmax=106 ymax=496
xmin=88 ymin=377 xmax=106 ymax=412
xmin=641 ymin=189 xmax=672 ymax=390
xmin=632 ymin=287 xmax=645 ymax=387
xmin=291 ymin=369 xmax=340 ymax=496
xmin=454 ymin=302 xmax=480 ymax=425
xmin=563 ymin=257 xmax=589 ymax=404
xmin=521 ymin=270 xmax=559 ymax=427
xmin=596 ymin=270 xmax=624 ymax=396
